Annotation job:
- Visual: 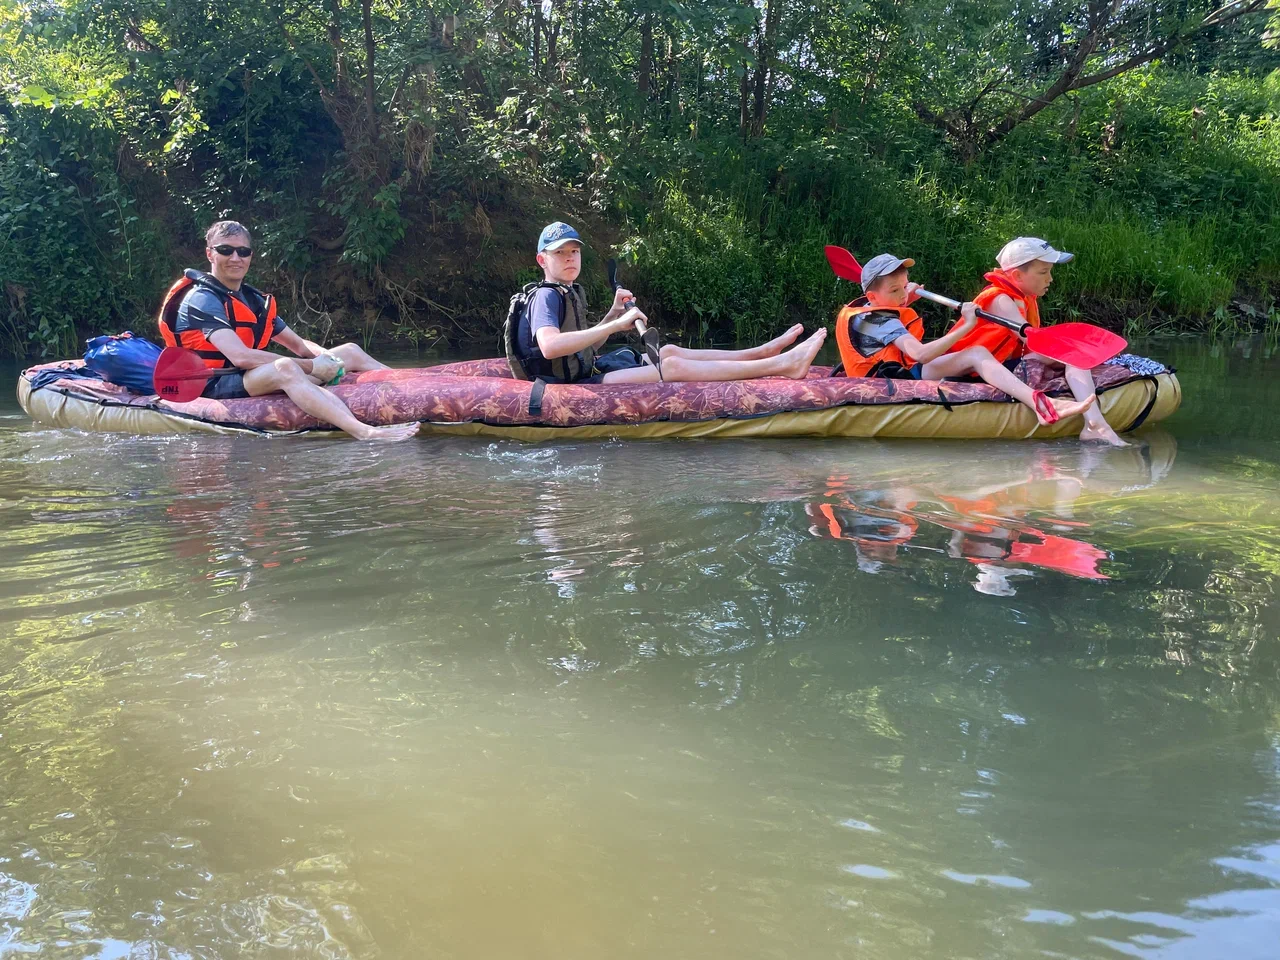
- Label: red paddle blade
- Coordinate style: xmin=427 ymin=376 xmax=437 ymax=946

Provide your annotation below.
xmin=824 ymin=245 xmax=863 ymax=283
xmin=1025 ymin=323 xmax=1127 ymax=368
xmin=153 ymin=346 xmax=210 ymax=403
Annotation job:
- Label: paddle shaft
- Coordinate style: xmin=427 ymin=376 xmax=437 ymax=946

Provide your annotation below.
xmin=910 ymin=288 xmax=1028 ymax=335
xmin=607 ymin=259 xmax=659 ymax=362
xmin=160 ymin=366 xmax=243 ymax=382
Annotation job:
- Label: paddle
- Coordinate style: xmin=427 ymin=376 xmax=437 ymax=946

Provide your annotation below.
xmin=823 ymin=245 xmax=1126 ymax=368
xmin=152 ymin=346 xmax=243 ymax=403
xmin=607 ymin=258 xmax=661 ymax=366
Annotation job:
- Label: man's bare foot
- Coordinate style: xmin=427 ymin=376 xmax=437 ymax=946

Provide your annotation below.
xmin=779 ymin=329 xmax=827 ymax=379
xmin=353 ymin=422 xmax=420 ymax=442
xmin=1079 ymin=422 xmax=1129 ymax=446
xmin=753 ymin=324 xmax=805 ymax=358
xmin=1037 ymin=393 xmax=1096 ymax=426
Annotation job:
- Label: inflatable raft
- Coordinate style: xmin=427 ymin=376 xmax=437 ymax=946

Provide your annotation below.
xmin=18 ymin=355 xmax=1179 ymax=441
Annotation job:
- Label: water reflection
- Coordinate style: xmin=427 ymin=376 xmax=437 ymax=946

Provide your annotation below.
xmin=805 ymin=435 xmax=1177 ymax=594
xmin=2 ymin=346 xmax=1280 ymax=959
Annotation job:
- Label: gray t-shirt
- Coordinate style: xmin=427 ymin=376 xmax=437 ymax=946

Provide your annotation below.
xmin=849 ymin=309 xmax=909 ymax=358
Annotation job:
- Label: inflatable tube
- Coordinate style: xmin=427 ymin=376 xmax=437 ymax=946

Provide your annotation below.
xmin=18 ymin=356 xmax=1180 ymax=441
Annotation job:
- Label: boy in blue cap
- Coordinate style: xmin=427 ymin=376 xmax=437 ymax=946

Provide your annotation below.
xmin=512 ymin=222 xmax=826 ymax=384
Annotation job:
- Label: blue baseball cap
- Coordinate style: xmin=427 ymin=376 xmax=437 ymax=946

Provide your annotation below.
xmin=537 ymin=221 xmax=583 ymax=253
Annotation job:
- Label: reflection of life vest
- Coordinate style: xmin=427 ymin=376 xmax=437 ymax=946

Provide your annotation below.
xmin=157 ymin=269 xmax=276 ymax=370
xmin=946 ymin=270 xmax=1040 ymax=364
xmin=809 ymin=480 xmax=921 ymax=566
xmin=834 ymin=301 xmax=925 ymax=377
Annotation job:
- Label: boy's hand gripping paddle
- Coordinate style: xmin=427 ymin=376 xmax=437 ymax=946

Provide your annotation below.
xmin=152 ymin=346 xmax=244 ymax=403
xmin=607 ymin=258 xmax=661 ymax=367
xmin=823 ymin=245 xmax=1126 ymax=369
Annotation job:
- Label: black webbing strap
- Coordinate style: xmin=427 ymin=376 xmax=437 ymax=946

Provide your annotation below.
xmin=1122 ymin=376 xmax=1160 ymax=432
xmin=528 ymin=378 xmax=549 ymax=417
xmin=935 ymin=387 xmax=954 ymax=412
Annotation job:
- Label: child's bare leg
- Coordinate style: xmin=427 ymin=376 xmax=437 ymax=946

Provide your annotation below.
xmin=604 ymin=329 xmax=826 ymax=383
xmin=921 ymin=349 xmax=1093 ymax=426
xmin=1061 ymin=362 xmax=1127 ymax=445
xmin=658 ymin=324 xmax=803 ymax=362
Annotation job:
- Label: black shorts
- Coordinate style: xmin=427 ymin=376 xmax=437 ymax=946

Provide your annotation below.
xmin=578 ymin=347 xmax=646 ymax=384
xmin=202 ymin=370 xmax=250 ymax=400
xmin=942 ymin=356 xmax=1025 ymax=383
xmin=868 ymin=360 xmax=923 ymax=380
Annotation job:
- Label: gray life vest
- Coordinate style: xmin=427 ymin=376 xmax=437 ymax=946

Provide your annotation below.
xmin=502 ymin=281 xmax=592 ymax=382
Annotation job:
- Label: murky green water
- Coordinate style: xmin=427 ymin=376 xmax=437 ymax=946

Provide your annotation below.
xmin=2 ymin=339 xmax=1278 ymax=959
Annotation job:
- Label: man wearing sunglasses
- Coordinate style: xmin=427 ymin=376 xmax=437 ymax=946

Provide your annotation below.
xmin=158 ymin=220 xmax=418 ymax=441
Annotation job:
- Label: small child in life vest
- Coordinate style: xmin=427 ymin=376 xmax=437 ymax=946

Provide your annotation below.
xmin=507 ymin=221 xmax=826 ymax=385
xmin=834 ymin=253 xmax=1095 ymax=427
xmin=946 ymin=237 xmax=1124 ymax=444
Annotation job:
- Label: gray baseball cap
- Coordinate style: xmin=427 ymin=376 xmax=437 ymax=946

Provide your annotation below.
xmin=996 ymin=237 xmax=1073 ymax=270
xmin=860 ymin=253 xmax=916 ymax=292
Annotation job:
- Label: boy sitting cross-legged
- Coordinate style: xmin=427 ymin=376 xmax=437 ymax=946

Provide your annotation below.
xmin=834 ymin=253 xmax=1094 ymax=427
xmin=509 ymin=221 xmax=826 ymax=386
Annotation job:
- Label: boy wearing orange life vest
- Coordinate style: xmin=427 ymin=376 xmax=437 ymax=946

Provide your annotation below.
xmin=834 ymin=253 xmax=1095 ymax=427
xmin=947 ymin=237 xmax=1126 ymax=445
xmin=158 ymin=220 xmax=417 ymax=442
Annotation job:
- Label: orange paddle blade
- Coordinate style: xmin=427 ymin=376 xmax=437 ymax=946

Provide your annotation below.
xmin=1025 ymin=323 xmax=1127 ymax=368
xmin=153 ymin=346 xmax=212 ymax=403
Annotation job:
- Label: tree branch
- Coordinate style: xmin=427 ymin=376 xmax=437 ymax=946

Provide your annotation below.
xmin=980 ymin=0 xmax=1269 ymax=149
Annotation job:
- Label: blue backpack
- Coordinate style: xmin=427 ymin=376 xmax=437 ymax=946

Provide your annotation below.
xmin=83 ymin=331 xmax=164 ymax=394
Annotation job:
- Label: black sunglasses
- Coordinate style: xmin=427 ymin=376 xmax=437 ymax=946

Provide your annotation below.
xmin=213 ymin=244 xmax=253 ymax=257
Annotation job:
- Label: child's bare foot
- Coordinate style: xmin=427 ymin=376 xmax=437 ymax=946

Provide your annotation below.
xmin=1079 ymin=422 xmax=1129 ymax=446
xmin=354 ymin=422 xmax=420 ymax=442
xmin=1040 ymin=393 xmax=1096 ymax=425
xmin=779 ymin=329 xmax=827 ymax=379
xmin=757 ymin=324 xmax=804 ymax=357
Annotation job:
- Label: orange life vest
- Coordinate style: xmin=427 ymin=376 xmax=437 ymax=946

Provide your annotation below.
xmin=157 ymin=269 xmax=276 ymax=370
xmin=834 ymin=301 xmax=925 ymax=378
xmin=946 ymin=270 xmax=1040 ymax=364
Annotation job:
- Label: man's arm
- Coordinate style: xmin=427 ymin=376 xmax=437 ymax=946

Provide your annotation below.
xmin=272 ymin=326 xmax=324 ymax=358
xmin=208 ymin=329 xmax=318 ymax=374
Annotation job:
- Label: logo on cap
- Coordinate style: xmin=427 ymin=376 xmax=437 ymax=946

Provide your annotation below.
xmin=538 ymin=221 xmax=582 ymax=252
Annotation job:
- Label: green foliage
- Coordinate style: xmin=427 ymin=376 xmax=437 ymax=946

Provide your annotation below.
xmin=1 ymin=0 xmax=1279 ymax=356
xmin=0 ymin=93 xmax=164 ymax=355
xmin=320 ymin=168 xmax=406 ymax=270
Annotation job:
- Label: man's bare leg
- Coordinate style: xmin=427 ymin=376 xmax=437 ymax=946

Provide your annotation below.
xmin=243 ymin=358 xmax=418 ymax=441
xmin=922 ymin=349 xmax=1095 ymax=426
xmin=657 ymin=324 xmax=804 ymax=362
xmin=603 ymin=330 xmax=826 ymax=383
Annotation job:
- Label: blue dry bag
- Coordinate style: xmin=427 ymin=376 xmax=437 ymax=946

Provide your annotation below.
xmin=83 ymin=331 xmax=164 ymax=394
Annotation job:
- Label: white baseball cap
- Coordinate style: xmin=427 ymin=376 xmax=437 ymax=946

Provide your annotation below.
xmin=996 ymin=237 xmax=1074 ymax=270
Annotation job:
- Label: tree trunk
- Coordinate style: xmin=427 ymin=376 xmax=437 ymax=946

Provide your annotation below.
xmin=545 ymin=0 xmax=560 ymax=80
xmin=361 ymin=0 xmax=378 ymax=140
xmin=638 ymin=14 xmax=653 ymax=98
xmin=748 ymin=0 xmax=782 ymax=137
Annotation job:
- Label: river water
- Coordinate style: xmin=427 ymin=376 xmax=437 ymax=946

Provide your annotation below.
xmin=1 ymin=338 xmax=1278 ymax=959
